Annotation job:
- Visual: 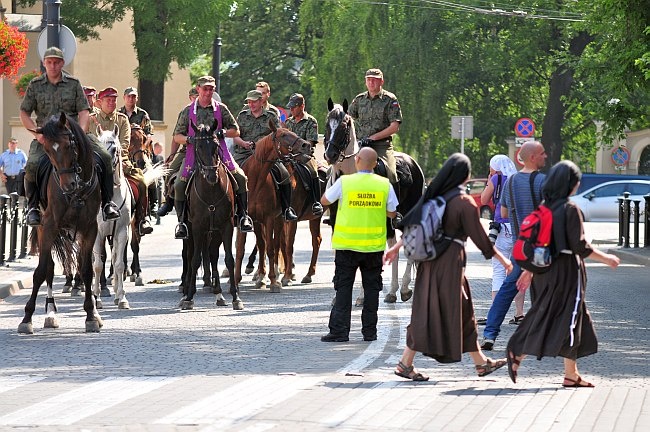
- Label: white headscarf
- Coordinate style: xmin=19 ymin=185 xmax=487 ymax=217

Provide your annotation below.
xmin=489 ymin=154 xmax=517 ymax=177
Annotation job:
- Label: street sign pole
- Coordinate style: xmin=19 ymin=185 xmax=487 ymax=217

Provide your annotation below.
xmin=451 ymin=116 xmax=473 ymax=154
xmin=460 ymin=117 xmax=465 ymax=154
xmin=46 ymin=0 xmax=61 ymax=49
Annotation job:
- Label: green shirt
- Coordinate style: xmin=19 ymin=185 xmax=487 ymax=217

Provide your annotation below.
xmin=234 ymin=108 xmax=280 ymax=160
xmin=348 ymin=89 xmax=402 ymax=139
xmin=173 ymin=101 xmax=238 ymax=137
xmin=119 ymin=106 xmax=153 ymax=135
xmin=286 ymin=112 xmax=318 ymax=144
xmin=20 ymin=73 xmax=90 ymax=127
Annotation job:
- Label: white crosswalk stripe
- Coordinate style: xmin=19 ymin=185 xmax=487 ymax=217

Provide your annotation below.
xmin=0 ymin=376 xmax=45 ymax=394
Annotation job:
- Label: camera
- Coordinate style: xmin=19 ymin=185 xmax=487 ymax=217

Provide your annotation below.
xmin=488 ymin=221 xmax=501 ymax=244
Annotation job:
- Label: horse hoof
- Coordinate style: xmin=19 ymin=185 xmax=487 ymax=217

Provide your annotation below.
xmin=232 ymin=300 xmax=244 ymax=311
xmin=216 ymin=299 xmax=228 ymax=307
xmin=270 ymin=283 xmax=282 ymax=293
xmin=281 ymin=278 xmax=292 ymax=287
xmin=44 ymin=316 xmax=59 ymax=329
xmin=130 ymin=274 xmax=136 ymax=282
xmin=400 ymin=289 xmax=413 ymax=302
xmin=221 ymin=268 xmax=230 ymax=278
xmin=301 ymin=276 xmax=312 ymax=284
xmin=384 ymin=293 xmax=397 ymax=303
xmin=18 ymin=322 xmax=34 ymax=334
xmin=255 ymin=280 xmax=266 ymax=290
xmin=71 ymin=288 xmax=82 ymax=297
xmin=177 ymin=285 xmax=184 ymax=294
xmin=101 ymin=287 xmax=111 ymax=297
xmin=62 ymin=285 xmax=72 ymax=294
xmin=118 ymin=300 xmax=130 ymax=310
xmin=181 ymin=300 xmax=194 ymax=310
xmin=85 ymin=321 xmax=101 ymax=333
xmin=113 ymin=298 xmax=119 ymax=306
xmin=135 ymin=277 xmax=143 ymax=286
xmin=96 ymin=299 xmax=103 ymax=309
xmin=355 ymin=298 xmax=364 ymax=307
xmin=245 ymin=266 xmax=254 ymax=275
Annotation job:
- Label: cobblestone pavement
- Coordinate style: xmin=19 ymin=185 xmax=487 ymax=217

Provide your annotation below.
xmin=0 ymin=217 xmax=648 ymax=431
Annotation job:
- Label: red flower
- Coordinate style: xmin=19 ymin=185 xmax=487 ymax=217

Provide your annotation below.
xmin=0 ymin=21 xmax=29 ymax=79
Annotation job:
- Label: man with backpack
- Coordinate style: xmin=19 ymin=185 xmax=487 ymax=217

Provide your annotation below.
xmin=481 ymin=141 xmax=547 ymax=351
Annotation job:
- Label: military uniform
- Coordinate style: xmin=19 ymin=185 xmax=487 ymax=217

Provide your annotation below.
xmin=348 ymin=89 xmax=403 ymax=183
xmin=233 ymin=107 xmax=280 ymax=166
xmin=286 ymin=110 xmax=323 ymax=215
xmin=119 ymin=106 xmax=153 ymax=135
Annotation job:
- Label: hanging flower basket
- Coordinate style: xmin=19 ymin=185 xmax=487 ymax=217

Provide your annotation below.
xmin=0 ymin=21 xmax=29 ymax=79
xmin=14 ymin=69 xmax=41 ymax=98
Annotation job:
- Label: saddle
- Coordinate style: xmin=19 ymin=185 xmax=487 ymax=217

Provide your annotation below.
xmin=290 ymin=161 xmax=321 ymax=192
xmin=372 ymin=156 xmax=413 ymax=188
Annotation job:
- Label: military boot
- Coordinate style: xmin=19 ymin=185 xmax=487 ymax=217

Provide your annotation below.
xmin=279 ymin=183 xmax=298 ymax=221
xmin=235 ymin=192 xmax=254 ymax=233
xmin=99 ymin=169 xmax=120 ymax=221
xmin=157 ymin=196 xmax=174 ymax=217
xmin=311 ymin=177 xmax=324 ymax=216
xmin=174 ymin=200 xmax=188 ymax=240
xmin=24 ymin=179 xmax=41 ymax=226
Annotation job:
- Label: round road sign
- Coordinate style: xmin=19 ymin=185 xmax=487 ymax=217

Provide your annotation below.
xmin=611 ymin=146 xmax=630 ymax=166
xmin=515 ymin=148 xmax=525 ymax=167
xmin=37 ymin=25 xmax=77 ymax=66
xmin=515 ymin=118 xmax=535 ymax=138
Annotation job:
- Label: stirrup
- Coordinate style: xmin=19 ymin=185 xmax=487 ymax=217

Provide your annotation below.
xmin=312 ymin=202 xmax=324 ymax=216
xmin=102 ymin=203 xmax=120 ymax=221
xmin=283 ymin=207 xmax=298 ymax=221
xmin=139 ymin=219 xmax=153 ymax=236
xmin=175 ymin=222 xmax=188 ymax=240
xmin=239 ymin=216 xmax=254 ymax=233
xmin=26 ymin=208 xmax=42 ymax=226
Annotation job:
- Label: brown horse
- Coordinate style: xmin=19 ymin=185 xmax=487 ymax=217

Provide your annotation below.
xmin=19 ymin=113 xmax=102 ymax=333
xmin=235 ymin=122 xmax=313 ymax=292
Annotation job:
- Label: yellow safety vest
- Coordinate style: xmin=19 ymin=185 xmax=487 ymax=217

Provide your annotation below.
xmin=332 ymin=174 xmax=389 ymax=252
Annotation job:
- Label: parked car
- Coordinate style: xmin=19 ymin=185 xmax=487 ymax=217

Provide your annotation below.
xmin=570 ymin=180 xmax=650 ymax=222
xmin=577 ymin=173 xmax=650 ymax=194
xmin=465 ymin=178 xmax=495 ymax=219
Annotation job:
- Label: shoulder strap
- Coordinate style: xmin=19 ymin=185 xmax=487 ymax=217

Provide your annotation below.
xmin=529 ymin=171 xmax=539 ymax=209
xmin=493 ymin=174 xmax=503 ymax=202
xmin=508 ymin=173 xmax=521 ymax=235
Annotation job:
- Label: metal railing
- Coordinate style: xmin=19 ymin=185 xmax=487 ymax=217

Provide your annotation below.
xmin=618 ymin=192 xmax=649 ymax=248
xmin=0 ymin=193 xmax=30 ymax=265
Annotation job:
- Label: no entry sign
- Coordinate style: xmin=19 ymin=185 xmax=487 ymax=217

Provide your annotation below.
xmin=515 ymin=118 xmax=535 ymax=138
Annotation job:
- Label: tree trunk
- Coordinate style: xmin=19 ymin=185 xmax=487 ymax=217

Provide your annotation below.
xmin=138 ymin=79 xmax=164 ymax=121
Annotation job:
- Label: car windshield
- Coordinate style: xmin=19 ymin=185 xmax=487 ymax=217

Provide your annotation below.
xmin=590 ymin=183 xmax=628 ymax=197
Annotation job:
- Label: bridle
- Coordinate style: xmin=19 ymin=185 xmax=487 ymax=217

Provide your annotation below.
xmin=254 ymin=130 xmax=304 ymax=164
xmin=51 ymin=126 xmax=97 ymax=201
xmin=193 ymin=130 xmax=223 ymax=183
xmin=324 ymin=111 xmax=355 ymax=163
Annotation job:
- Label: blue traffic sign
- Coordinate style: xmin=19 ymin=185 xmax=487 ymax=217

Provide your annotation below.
xmin=515 ymin=118 xmax=535 ymax=138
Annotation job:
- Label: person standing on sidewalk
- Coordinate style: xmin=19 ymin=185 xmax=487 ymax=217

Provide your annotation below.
xmin=0 ymin=138 xmax=27 ymax=195
xmin=481 ymin=141 xmax=547 ymax=351
xmin=321 ymin=147 xmax=398 ymax=343
xmin=506 ymin=160 xmax=620 ymax=387
xmin=384 ymin=153 xmax=512 ymax=381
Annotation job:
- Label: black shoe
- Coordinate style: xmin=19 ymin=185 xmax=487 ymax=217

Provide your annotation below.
xmin=26 ymin=208 xmax=41 ymax=226
xmin=284 ymin=207 xmax=298 ymax=221
xmin=363 ymin=334 xmax=377 ymax=342
xmin=239 ymin=216 xmax=254 ymax=233
xmin=476 ymin=318 xmax=487 ymax=326
xmin=139 ymin=219 xmax=153 ymax=236
xmin=321 ymin=333 xmax=349 ymax=342
xmin=175 ymin=222 xmax=188 ymax=240
xmin=509 ymin=315 xmax=525 ymax=325
xmin=481 ymin=339 xmax=494 ymax=351
xmin=156 ymin=200 xmax=174 ymax=217
xmin=102 ymin=202 xmax=120 ymax=221
xmin=312 ymin=202 xmax=324 ymax=216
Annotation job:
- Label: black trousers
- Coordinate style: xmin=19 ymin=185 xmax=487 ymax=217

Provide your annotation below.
xmin=328 ymin=249 xmax=384 ymax=338
xmin=5 ymin=175 xmax=22 ymax=195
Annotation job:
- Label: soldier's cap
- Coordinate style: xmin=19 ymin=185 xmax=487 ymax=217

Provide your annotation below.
xmin=124 ymin=86 xmax=138 ymax=96
xmin=83 ymin=86 xmax=96 ymax=96
xmin=365 ymin=68 xmax=383 ymax=79
xmin=98 ymin=87 xmax=119 ymax=99
xmin=43 ymin=46 xmax=64 ymax=60
xmin=188 ymin=88 xmax=199 ymax=97
xmin=197 ymin=75 xmax=216 ymax=87
xmin=245 ymin=90 xmax=263 ymax=101
xmin=286 ymin=93 xmax=304 ymax=108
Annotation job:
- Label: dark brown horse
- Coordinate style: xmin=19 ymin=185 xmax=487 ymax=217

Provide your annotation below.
xmin=180 ymin=121 xmax=243 ymax=310
xmin=19 ymin=113 xmax=102 ymax=333
xmin=235 ymin=122 xmax=313 ymax=292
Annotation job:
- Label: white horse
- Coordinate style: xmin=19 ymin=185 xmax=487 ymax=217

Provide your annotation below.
xmin=93 ymin=126 xmax=132 ymax=309
xmin=324 ymin=99 xmax=423 ymax=305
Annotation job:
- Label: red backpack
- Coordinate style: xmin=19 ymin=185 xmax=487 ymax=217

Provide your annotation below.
xmin=512 ymin=204 xmax=553 ymax=273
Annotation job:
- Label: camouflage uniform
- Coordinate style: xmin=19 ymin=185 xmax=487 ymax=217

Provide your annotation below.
xmin=286 ymin=111 xmax=323 ymax=214
xmin=119 ymin=106 xmax=153 ymax=135
xmin=348 ymin=89 xmax=403 ymax=183
xmin=233 ymin=107 xmax=280 ymax=166
xmin=172 ymin=101 xmax=247 ymax=202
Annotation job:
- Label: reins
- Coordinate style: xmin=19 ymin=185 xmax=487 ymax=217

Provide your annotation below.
xmin=51 ymin=127 xmax=98 ymax=204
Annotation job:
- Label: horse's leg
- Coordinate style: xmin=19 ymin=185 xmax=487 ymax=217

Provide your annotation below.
xmin=179 ymin=239 xmax=188 ymax=294
xmin=81 ymin=225 xmax=102 ymax=332
xmin=303 ymin=218 xmax=322 ymax=283
xmin=92 ymin=234 xmax=105 ymax=310
xmin=383 ymin=236 xmax=399 ymax=303
xmin=130 ymin=233 xmax=143 ymax=286
xmin=113 ymin=227 xmax=129 ymax=309
xmin=254 ymin=223 xmax=268 ymax=289
xmin=202 ymin=242 xmax=212 ymax=292
xmin=43 ymin=254 xmax=59 ymax=329
xmin=400 ymin=259 xmax=415 ymax=302
xmin=281 ymin=221 xmax=297 ymax=286
xmin=246 ymin=244 xmax=257 ymax=274
xmin=234 ymin=231 xmax=245 ymax=285
xmin=19 ymin=232 xmax=51 ymax=333
xmin=182 ymin=233 xmax=202 ymax=310
xmin=210 ymin=238 xmax=226 ymax=304
xmin=63 ymin=272 xmax=73 ymax=293
xmin=267 ymin=218 xmax=282 ymax=293
xmin=224 ymin=224 xmax=243 ymax=310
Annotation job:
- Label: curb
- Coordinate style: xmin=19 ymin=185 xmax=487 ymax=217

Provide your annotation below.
xmin=608 ymin=247 xmax=650 ymax=266
xmin=0 ymin=275 xmax=30 ymax=301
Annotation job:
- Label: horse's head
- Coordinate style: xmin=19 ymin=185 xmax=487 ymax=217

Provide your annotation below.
xmin=324 ymin=98 xmax=356 ymax=164
xmin=264 ymin=120 xmax=313 ymax=162
xmin=191 ymin=120 xmax=221 ymax=185
xmin=129 ymin=124 xmax=151 ymax=170
xmin=97 ymin=124 xmax=120 ymax=169
xmin=35 ymin=112 xmax=88 ymax=194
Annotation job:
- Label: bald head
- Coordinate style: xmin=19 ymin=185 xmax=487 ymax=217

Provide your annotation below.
xmin=355 ymin=147 xmax=378 ymax=171
xmin=519 ymin=141 xmax=547 ymax=170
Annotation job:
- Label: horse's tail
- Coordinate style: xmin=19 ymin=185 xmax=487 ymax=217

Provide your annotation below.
xmin=52 ymin=234 xmax=78 ymax=276
xmin=142 ymin=163 xmax=169 ymax=187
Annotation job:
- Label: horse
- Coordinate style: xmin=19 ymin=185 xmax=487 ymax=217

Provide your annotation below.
xmin=324 ymin=99 xmax=425 ymax=304
xmin=19 ymin=113 xmax=103 ymax=333
xmin=179 ymin=120 xmax=243 ymax=311
xmin=235 ymin=122 xmax=314 ymax=292
xmin=93 ymin=125 xmax=132 ymax=309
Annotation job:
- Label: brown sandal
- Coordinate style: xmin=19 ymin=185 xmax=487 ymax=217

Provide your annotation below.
xmin=507 ymin=349 xmax=521 ymax=383
xmin=395 ymin=361 xmax=429 ymax=381
xmin=476 ymin=357 xmax=507 ymax=377
xmin=563 ymin=376 xmax=594 ymax=388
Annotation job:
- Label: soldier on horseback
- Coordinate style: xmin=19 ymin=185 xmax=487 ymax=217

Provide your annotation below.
xmin=119 ymin=86 xmax=153 ymax=135
xmin=19 ymin=47 xmax=120 ymax=226
xmin=233 ymin=90 xmax=298 ymax=222
xmin=285 ymin=93 xmax=324 ymax=216
xmin=91 ymin=86 xmax=153 ymax=236
xmin=169 ymin=75 xmax=254 ymax=239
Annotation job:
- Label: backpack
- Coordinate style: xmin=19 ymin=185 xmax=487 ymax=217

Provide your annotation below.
xmin=402 ymin=189 xmax=461 ymax=262
xmin=512 ymin=204 xmax=553 ymax=273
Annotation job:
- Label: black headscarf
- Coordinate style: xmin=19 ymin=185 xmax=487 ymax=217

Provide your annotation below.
xmin=541 ymin=160 xmax=582 ymax=253
xmin=399 ymin=153 xmax=471 ymax=228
